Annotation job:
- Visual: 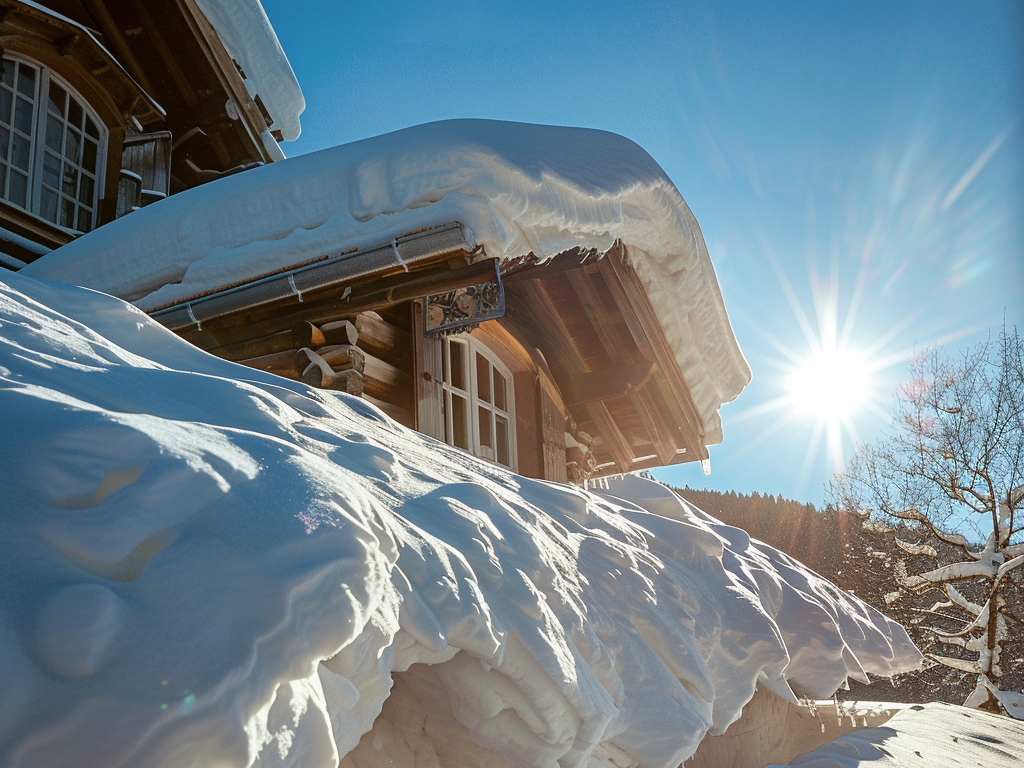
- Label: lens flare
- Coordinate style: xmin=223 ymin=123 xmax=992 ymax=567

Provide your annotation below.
xmin=788 ymin=346 xmax=870 ymax=421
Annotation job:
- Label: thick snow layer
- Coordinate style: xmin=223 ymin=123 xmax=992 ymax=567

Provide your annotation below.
xmin=23 ymin=119 xmax=750 ymax=445
xmin=194 ymin=0 xmax=304 ymax=140
xmin=763 ymin=702 xmax=1024 ymax=767
xmin=0 ymin=272 xmax=919 ymax=768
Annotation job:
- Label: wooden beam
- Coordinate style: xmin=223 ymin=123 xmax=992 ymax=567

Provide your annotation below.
xmin=79 ymin=0 xmax=159 ymax=96
xmin=596 ymin=249 xmax=707 ymax=454
xmin=129 ymin=0 xmax=200 ymax=107
xmin=560 ymin=360 xmax=653 ymax=407
xmin=515 ymin=282 xmax=636 ymax=473
xmin=627 ymin=386 xmax=678 ymax=466
xmin=354 ymin=311 xmax=410 ymax=361
xmin=239 ymin=348 xmax=300 ymax=379
xmin=563 ymin=267 xmax=635 ymax=364
xmin=179 ymin=258 xmax=496 ymax=351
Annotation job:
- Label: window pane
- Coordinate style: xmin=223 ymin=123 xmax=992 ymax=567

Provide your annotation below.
xmin=16 ymin=64 xmax=35 ymax=97
xmin=78 ymin=174 xmax=94 ymax=206
xmin=45 ymin=114 xmax=62 ymax=153
xmin=10 ymin=135 xmax=30 ymax=171
xmin=0 ymin=126 xmax=8 ymax=161
xmin=48 ymin=81 xmax=66 ymax=116
xmin=9 ymin=170 xmax=27 ymax=207
xmin=0 ymin=88 xmax=11 ymax=125
xmin=64 ymin=128 xmax=80 ymax=164
xmin=42 ymin=151 xmax=60 ymax=189
xmin=61 ymin=198 xmax=74 ymax=228
xmin=0 ymin=164 xmax=6 ymax=198
xmin=495 ymin=416 xmax=509 ymax=466
xmin=85 ymin=115 xmax=99 ymax=140
xmin=478 ymin=405 xmax=492 ymax=456
xmin=476 ymin=353 xmax=490 ymax=403
xmin=68 ymin=97 xmax=82 ymax=129
xmin=1 ymin=61 xmax=13 ymax=89
xmin=82 ymin=138 xmax=97 ymax=172
xmin=14 ymin=97 xmax=33 ymax=136
xmin=77 ymin=204 xmax=91 ymax=232
xmin=449 ymin=341 xmax=465 ymax=390
xmin=493 ymin=373 xmax=507 ymax=411
xmin=40 ymin=187 xmax=57 ymax=222
xmin=451 ymin=393 xmax=468 ymax=449
xmin=62 ymin=164 xmax=78 ymax=198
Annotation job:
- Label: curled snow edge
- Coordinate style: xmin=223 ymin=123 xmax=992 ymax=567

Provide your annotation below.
xmin=0 ymin=272 xmax=920 ymax=768
xmin=23 ymin=119 xmax=750 ymax=446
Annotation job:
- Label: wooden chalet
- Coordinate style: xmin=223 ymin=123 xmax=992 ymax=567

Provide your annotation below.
xmin=149 ymin=222 xmax=717 ymax=485
xmin=0 ymin=0 xmax=291 ymax=268
xmin=9 ymin=2 xmax=743 ymax=487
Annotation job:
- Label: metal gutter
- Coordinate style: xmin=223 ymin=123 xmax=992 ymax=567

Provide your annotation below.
xmin=150 ymin=222 xmax=472 ymax=331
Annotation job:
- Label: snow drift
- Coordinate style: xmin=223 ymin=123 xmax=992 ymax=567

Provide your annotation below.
xmin=0 ymin=271 xmax=920 ymax=768
xmin=22 ymin=119 xmax=750 ymax=446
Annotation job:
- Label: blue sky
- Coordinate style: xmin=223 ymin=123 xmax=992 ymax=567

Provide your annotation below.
xmin=261 ymin=0 xmax=1024 ymax=506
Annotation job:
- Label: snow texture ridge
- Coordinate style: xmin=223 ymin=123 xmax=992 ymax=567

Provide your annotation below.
xmin=0 ymin=272 xmax=919 ymax=768
xmin=23 ymin=119 xmax=750 ymax=445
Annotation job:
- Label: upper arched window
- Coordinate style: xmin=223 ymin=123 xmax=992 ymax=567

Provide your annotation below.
xmin=438 ymin=334 xmax=517 ymax=470
xmin=0 ymin=54 xmax=104 ymax=233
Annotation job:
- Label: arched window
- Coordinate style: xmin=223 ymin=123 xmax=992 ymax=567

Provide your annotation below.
xmin=0 ymin=54 xmax=104 ymax=233
xmin=438 ymin=334 xmax=516 ymax=469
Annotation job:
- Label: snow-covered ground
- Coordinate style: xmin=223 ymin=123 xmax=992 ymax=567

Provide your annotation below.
xmin=764 ymin=702 xmax=1024 ymax=767
xmin=0 ymin=271 xmax=920 ymax=767
xmin=22 ymin=119 xmax=750 ymax=446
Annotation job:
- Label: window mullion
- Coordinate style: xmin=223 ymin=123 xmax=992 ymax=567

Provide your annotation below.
xmin=467 ymin=340 xmax=479 ymax=455
xmin=29 ymin=68 xmax=47 ymax=215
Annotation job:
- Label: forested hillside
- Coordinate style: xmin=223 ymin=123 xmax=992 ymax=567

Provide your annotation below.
xmin=671 ymin=485 xmax=1022 ymax=705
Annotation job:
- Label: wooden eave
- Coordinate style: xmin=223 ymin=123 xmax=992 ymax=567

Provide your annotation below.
xmin=150 ymin=223 xmax=480 ymax=355
xmin=70 ymin=0 xmax=275 ymax=189
xmin=504 ymin=243 xmax=709 ymax=476
xmin=0 ymin=0 xmax=164 ymax=125
xmin=143 ymin=221 xmax=710 ymax=477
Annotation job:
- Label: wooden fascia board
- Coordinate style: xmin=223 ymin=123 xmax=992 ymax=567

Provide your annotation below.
xmin=180 ymin=256 xmax=494 ymax=353
xmin=595 ymin=248 xmax=708 ymax=455
xmin=173 ymin=0 xmax=271 ymax=162
xmin=627 ymin=386 xmax=678 ymax=466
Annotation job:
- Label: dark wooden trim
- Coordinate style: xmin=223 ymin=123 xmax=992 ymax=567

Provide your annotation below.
xmin=560 ymin=360 xmax=653 ymax=407
xmin=596 ymin=248 xmax=708 ymax=457
xmin=179 ymin=257 xmax=496 ymax=352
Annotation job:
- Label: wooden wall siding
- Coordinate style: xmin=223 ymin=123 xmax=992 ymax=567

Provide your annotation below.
xmin=538 ymin=370 xmax=568 ymax=484
xmin=176 ymin=255 xmax=490 ymax=353
xmin=234 ymin=308 xmax=416 ymax=428
xmin=364 ymin=304 xmax=414 ymax=427
xmin=121 ymin=132 xmax=172 ymax=203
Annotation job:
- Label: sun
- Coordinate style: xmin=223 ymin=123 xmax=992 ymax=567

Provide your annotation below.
xmin=787 ymin=345 xmax=871 ymax=421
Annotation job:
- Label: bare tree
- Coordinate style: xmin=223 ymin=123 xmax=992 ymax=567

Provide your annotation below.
xmin=830 ymin=325 xmax=1024 ymax=717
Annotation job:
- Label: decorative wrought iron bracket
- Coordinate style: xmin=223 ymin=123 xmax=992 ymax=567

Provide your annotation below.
xmin=423 ymin=261 xmax=505 ymax=337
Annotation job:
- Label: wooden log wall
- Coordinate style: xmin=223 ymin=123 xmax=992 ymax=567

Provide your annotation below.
xmin=234 ymin=304 xmax=416 ymax=429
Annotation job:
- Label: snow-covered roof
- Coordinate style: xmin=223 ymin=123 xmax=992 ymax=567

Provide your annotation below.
xmin=24 ymin=119 xmax=751 ymax=445
xmin=193 ymin=0 xmax=304 ymax=140
xmin=0 ymin=270 xmax=920 ymax=768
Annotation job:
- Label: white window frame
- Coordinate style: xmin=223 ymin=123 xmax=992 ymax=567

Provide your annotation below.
xmin=438 ymin=334 xmax=517 ymax=470
xmin=0 ymin=52 xmax=107 ymax=234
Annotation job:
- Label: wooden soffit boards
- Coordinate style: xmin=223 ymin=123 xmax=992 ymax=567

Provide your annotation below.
xmin=0 ymin=0 xmax=165 ymax=126
xmin=504 ymin=245 xmax=707 ymax=475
